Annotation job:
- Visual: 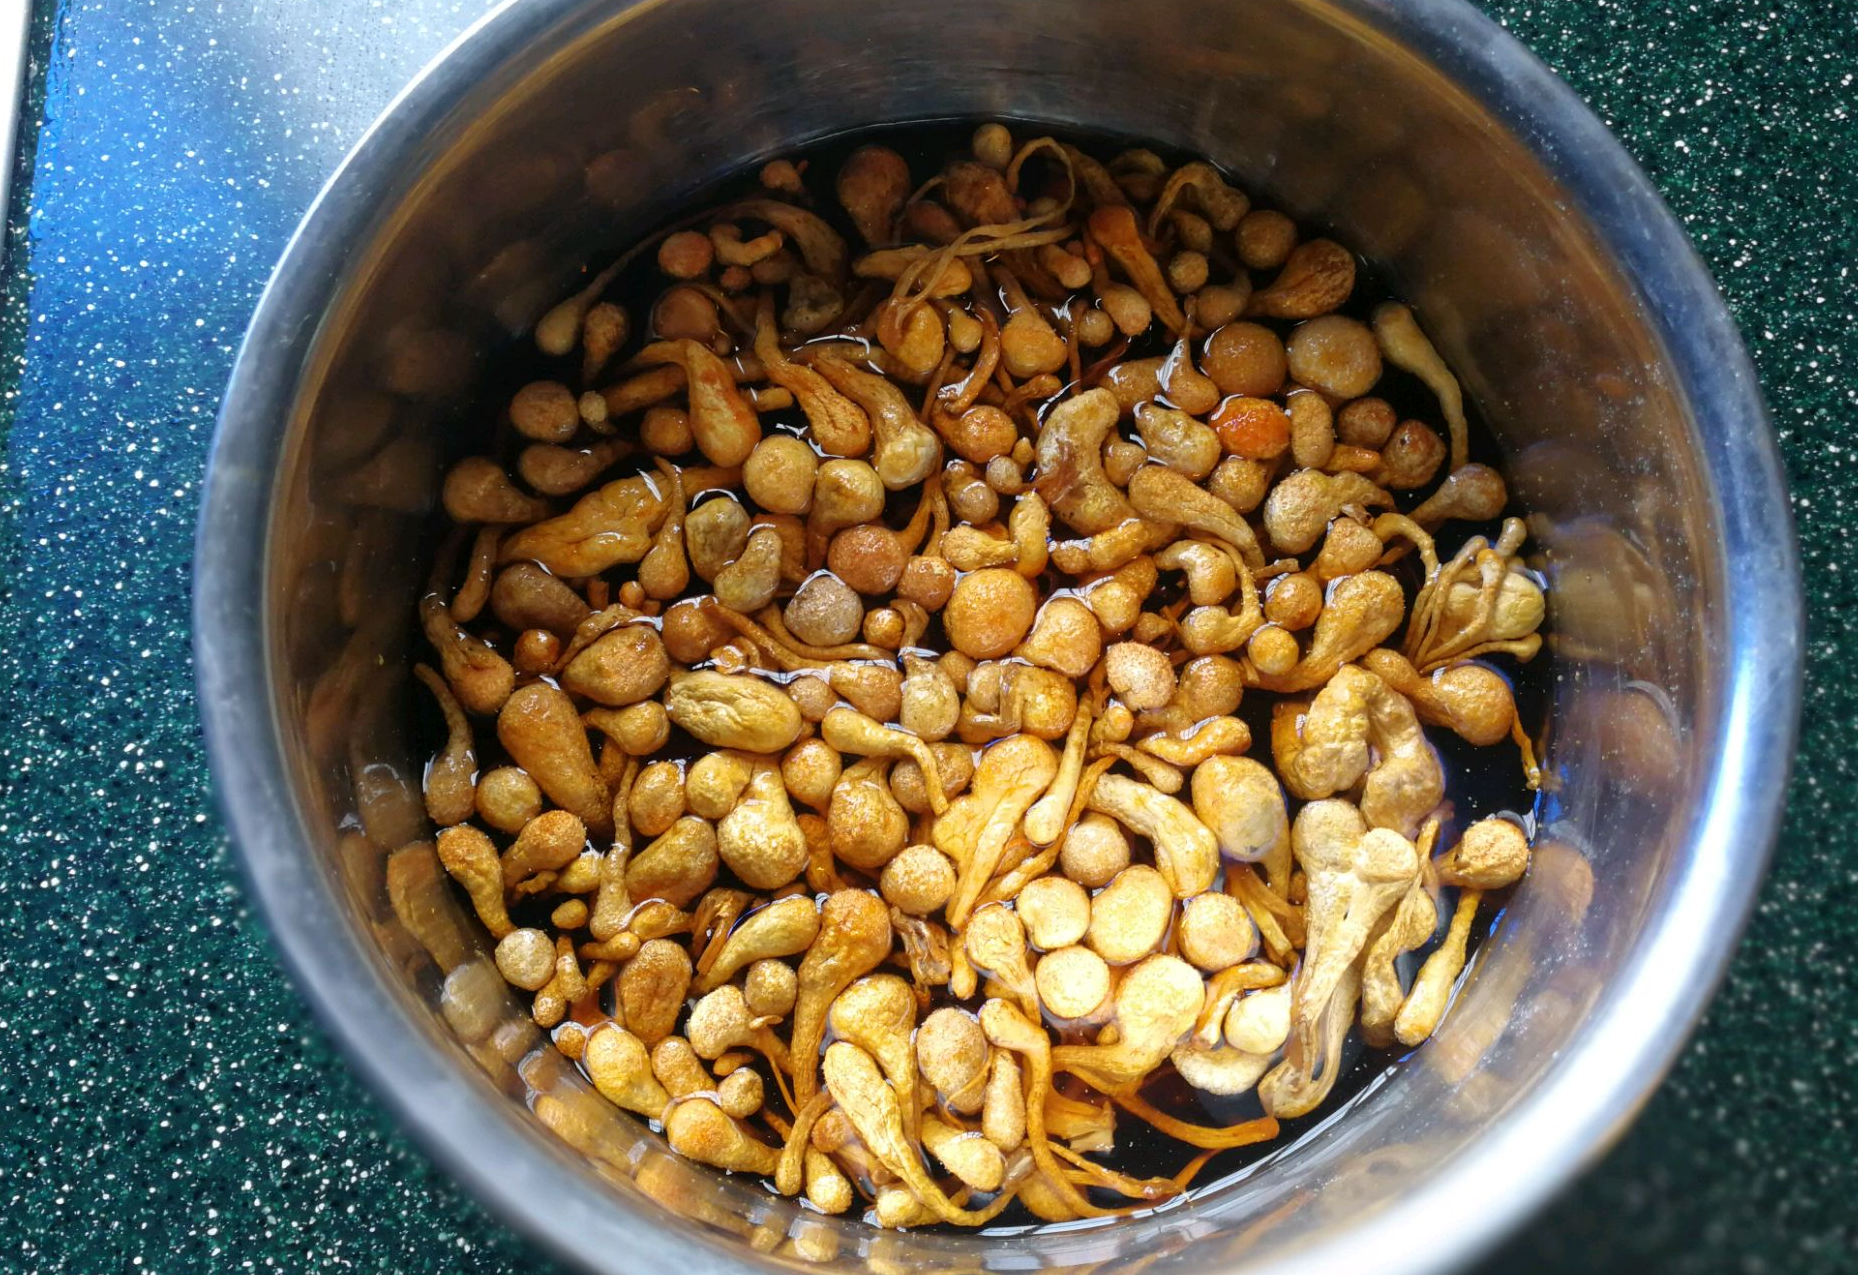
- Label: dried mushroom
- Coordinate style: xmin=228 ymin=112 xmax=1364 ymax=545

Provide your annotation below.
xmin=416 ymin=123 xmax=1550 ymax=1229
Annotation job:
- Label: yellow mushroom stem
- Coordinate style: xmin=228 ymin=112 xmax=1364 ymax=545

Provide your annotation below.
xmin=1395 ymin=888 xmax=1484 ymax=1046
xmin=1097 ymin=1088 xmax=1282 ymax=1151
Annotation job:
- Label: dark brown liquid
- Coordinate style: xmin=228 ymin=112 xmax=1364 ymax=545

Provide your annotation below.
xmin=413 ymin=119 xmax=1550 ymax=1230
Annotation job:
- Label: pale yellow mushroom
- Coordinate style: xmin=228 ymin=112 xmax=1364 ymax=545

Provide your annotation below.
xmin=1371 ymin=302 xmax=1468 ymax=472
xmin=1271 ymin=664 xmax=1444 ymax=837
xmin=1043 ymin=1088 xmax=1116 ymax=1155
xmin=917 ymin=1007 xmax=989 ymax=1114
xmin=878 ymin=843 xmax=957 ymax=916
xmin=821 ymin=707 xmax=948 ymax=814
xmin=716 ymin=764 xmax=808 ymax=890
xmin=804 ymin=1149 xmax=854 ymax=1215
xmin=1247 ymin=238 xmax=1355 ymax=320
xmin=1190 ymin=755 xmax=1290 ymax=876
xmin=1177 ymin=892 xmax=1259 ymax=972
xmin=442 ymin=456 xmax=552 ymax=526
xmin=1395 ymin=889 xmax=1483 ymax=1045
xmin=685 ymin=750 xmax=757 ymax=822
xmin=1022 ymin=706 xmax=1093 ymax=846
xmin=668 ymin=339 xmax=762 ymax=466
xmin=686 ymin=984 xmax=788 ymax=1070
xmin=475 ymin=766 xmax=542 ymax=835
xmin=713 ymin=525 xmax=785 ymax=613
xmin=587 ymin=846 xmax=633 ymax=940
xmin=1052 ymin=954 xmax=1205 ymax=1089
xmin=791 ymin=889 xmax=893 ymax=1106
xmin=1135 ymin=404 xmax=1221 ymax=479
xmin=827 ymin=758 xmax=909 ymax=871
xmin=1035 ymin=945 xmax=1112 ymax=1020
xmin=826 ymin=974 xmax=919 ymax=1131
xmin=665 ymin=1098 xmax=781 ymax=1176
xmin=1081 ymin=555 xmax=1159 ymax=636
xmin=696 ymin=894 xmax=820 ymax=993
xmin=1016 ymin=875 xmax=1092 ymax=950
xmin=774 ymin=741 xmax=839 ymax=817
xmin=717 ymin=1067 xmax=765 ymax=1120
xmin=1277 ymin=800 xmax=1418 ymax=1110
xmin=1104 ymin=641 xmax=1178 ymax=711
xmin=743 ymin=958 xmax=798 ymax=1019
xmin=494 ymin=927 xmax=555 ymax=990
xmin=922 ymin=1114 xmax=1007 ymax=1192
xmin=1170 ymin=1041 xmax=1274 ymax=1096
xmin=1409 ymin=463 xmax=1508 ymax=530
xmin=981 ymin=1050 xmax=1027 ymax=1153
xmin=1224 ymin=980 xmax=1294 ymax=1055
xmin=1436 ymin=818 xmax=1531 ymax=889
xmin=1155 ymin=539 xmax=1238 ymax=607
xmin=584 ymin=1023 xmax=673 ymax=1119
xmin=1178 ymin=551 xmax=1265 ymax=657
xmin=935 ymin=734 xmax=1059 ymax=928
xmin=854 ymin=245 xmax=974 ymax=293
xmin=965 ymin=905 xmax=1039 ymax=1019
xmin=1086 ymin=773 xmax=1219 ymax=897
xmin=685 ymin=495 xmax=749 ymax=584
xmin=1084 ymin=864 xmax=1174 ymax=965
xmin=897 ymin=653 xmax=961 ymax=743
xmin=1060 ymin=814 xmax=1131 ymax=889
xmin=664 ymin=670 xmax=804 ymax=753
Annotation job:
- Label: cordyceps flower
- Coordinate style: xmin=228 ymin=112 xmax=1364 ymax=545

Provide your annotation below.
xmin=1271 ymin=663 xmax=1445 ymax=838
xmin=825 ymin=975 xmax=919 ymax=1134
xmin=789 ymin=890 xmax=892 ymax=1106
xmin=1268 ymin=800 xmax=1419 ymax=1115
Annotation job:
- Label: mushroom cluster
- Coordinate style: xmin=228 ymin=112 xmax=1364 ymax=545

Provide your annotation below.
xmin=417 ymin=123 xmax=1546 ymax=1228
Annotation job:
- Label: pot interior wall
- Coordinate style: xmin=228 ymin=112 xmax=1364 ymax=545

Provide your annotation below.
xmin=263 ymin=0 xmax=1715 ymax=1269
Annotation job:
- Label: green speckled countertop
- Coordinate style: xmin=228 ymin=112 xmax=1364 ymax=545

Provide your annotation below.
xmin=0 ymin=1 xmax=1852 ymax=1270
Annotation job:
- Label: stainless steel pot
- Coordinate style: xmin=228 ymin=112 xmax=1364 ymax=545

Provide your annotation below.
xmin=194 ymin=0 xmax=1802 ymax=1271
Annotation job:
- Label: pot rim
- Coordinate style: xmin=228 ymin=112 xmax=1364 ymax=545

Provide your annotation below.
xmin=193 ymin=1 xmax=1803 ymax=1271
